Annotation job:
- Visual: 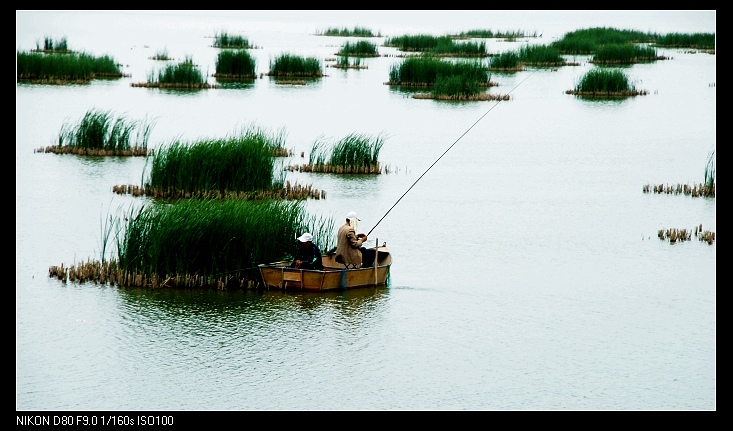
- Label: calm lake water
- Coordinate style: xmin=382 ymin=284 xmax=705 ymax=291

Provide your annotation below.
xmin=16 ymin=10 xmax=716 ymax=411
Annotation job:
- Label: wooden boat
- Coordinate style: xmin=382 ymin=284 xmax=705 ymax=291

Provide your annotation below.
xmin=258 ymin=243 xmax=392 ymax=291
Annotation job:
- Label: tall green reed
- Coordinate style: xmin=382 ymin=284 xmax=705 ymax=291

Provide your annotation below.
xmin=213 ymin=31 xmax=251 ymax=48
xmin=704 ymin=148 xmax=715 ymax=188
xmin=215 ymin=49 xmax=256 ymax=77
xmin=148 ymin=56 xmax=207 ymax=85
xmin=337 ymin=40 xmax=379 ymax=57
xmin=592 ymin=43 xmax=659 ymax=63
xmin=17 ymin=50 xmax=122 ymax=81
xmin=115 ymin=198 xmax=336 ymax=282
xmin=575 ymin=68 xmax=632 ymax=93
xmin=145 ymin=125 xmax=282 ymax=194
xmin=308 ymin=132 xmax=385 ymax=173
xmin=388 ymin=56 xmax=489 ymax=86
xmin=269 ymin=53 xmax=322 ymax=76
xmin=55 ymin=108 xmax=154 ymax=154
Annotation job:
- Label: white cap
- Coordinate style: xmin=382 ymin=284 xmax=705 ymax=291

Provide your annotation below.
xmin=347 ymin=211 xmax=360 ymax=221
xmin=297 ymin=232 xmax=313 ymax=242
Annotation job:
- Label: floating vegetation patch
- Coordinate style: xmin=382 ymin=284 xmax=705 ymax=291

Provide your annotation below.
xmin=17 ymin=50 xmax=127 ymax=83
xmin=317 ymin=26 xmax=381 ymax=37
xmin=149 ymin=48 xmax=172 ymax=61
xmin=212 ymin=31 xmax=257 ymax=49
xmin=386 ymin=56 xmax=495 ymax=87
xmin=267 ymin=53 xmax=323 ymax=77
xmin=133 ymin=56 xmax=214 ymax=88
xmin=384 ymin=34 xmax=490 ymax=57
xmin=287 ymin=132 xmax=386 ymax=174
xmin=412 ymin=92 xmax=510 ymax=101
xmin=447 ymin=29 xmax=540 ymax=39
xmin=589 ymin=43 xmax=668 ymax=64
xmin=48 ymin=198 xmax=337 ymax=289
xmin=330 ymin=56 xmax=367 ymax=69
xmin=336 ymin=40 xmax=379 ymax=57
xmin=657 ymin=225 xmax=715 ymax=245
xmin=213 ymin=49 xmax=257 ymax=79
xmin=652 ymin=32 xmax=715 ymax=50
xmin=566 ymin=68 xmax=647 ymax=97
xmin=642 ymin=183 xmax=715 ymax=198
xmin=35 ymin=108 xmax=154 ymax=156
xmin=31 ymin=36 xmax=70 ymax=53
xmin=119 ymin=124 xmax=320 ymax=200
xmin=112 ymin=180 xmax=325 ymax=200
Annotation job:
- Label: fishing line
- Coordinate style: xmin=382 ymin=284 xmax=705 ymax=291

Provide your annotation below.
xmin=367 ymin=69 xmax=538 ymax=237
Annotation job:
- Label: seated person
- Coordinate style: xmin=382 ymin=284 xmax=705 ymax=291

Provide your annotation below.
xmin=290 ymin=232 xmax=323 ymax=270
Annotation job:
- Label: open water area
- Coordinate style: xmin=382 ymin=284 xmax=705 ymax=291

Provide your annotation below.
xmin=16 ymin=10 xmax=715 ymax=411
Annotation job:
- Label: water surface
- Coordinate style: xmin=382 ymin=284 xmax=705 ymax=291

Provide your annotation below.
xmin=16 ymin=10 xmax=716 ymax=411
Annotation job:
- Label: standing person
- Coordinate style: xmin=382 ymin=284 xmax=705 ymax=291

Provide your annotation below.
xmin=290 ymin=232 xmax=323 ymax=270
xmin=336 ymin=211 xmax=371 ymax=268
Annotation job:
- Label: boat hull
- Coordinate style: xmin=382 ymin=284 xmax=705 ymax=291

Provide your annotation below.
xmin=258 ymin=246 xmax=391 ymax=291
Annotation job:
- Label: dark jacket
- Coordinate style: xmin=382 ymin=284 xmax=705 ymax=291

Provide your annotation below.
xmin=291 ymin=242 xmax=323 ymax=270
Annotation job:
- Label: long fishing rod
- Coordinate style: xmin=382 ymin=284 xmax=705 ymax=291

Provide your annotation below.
xmin=366 ymin=70 xmax=538 ymax=237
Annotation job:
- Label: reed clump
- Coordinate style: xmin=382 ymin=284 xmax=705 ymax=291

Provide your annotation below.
xmin=566 ymin=68 xmax=648 ymax=97
xmin=35 ymin=109 xmax=154 ymax=156
xmin=318 ymin=26 xmax=381 ymax=37
xmin=267 ymin=53 xmax=323 ymax=77
xmin=17 ymin=50 xmax=126 ymax=83
xmin=212 ymin=31 xmax=255 ymax=49
xmin=144 ymin=126 xmax=283 ymax=196
xmin=550 ymin=27 xmax=714 ymax=55
xmin=517 ymin=44 xmax=565 ymax=67
xmin=653 ymin=32 xmax=715 ymax=51
xmin=331 ymin=56 xmax=366 ymax=69
xmin=337 ymin=40 xmax=379 ymax=57
xmin=49 ymin=199 xmax=337 ymax=289
xmin=550 ymin=27 xmax=659 ymax=54
xmin=488 ymin=51 xmax=524 ymax=71
xmin=388 ymin=56 xmax=506 ymax=100
xmin=133 ymin=56 xmax=215 ymax=89
xmin=387 ymin=56 xmax=494 ymax=87
xmin=149 ymin=48 xmax=172 ymax=61
xmin=287 ymin=132 xmax=386 ymax=174
xmin=213 ymin=49 xmax=257 ymax=79
xmin=448 ymin=29 xmax=539 ymax=39
xmin=129 ymin=124 xmax=313 ymax=200
xmin=384 ymin=34 xmax=489 ymax=57
xmin=704 ymin=149 xmax=715 ymax=189
xmin=657 ymin=224 xmax=715 ymax=245
xmin=642 ymin=182 xmax=715 ymax=198
xmin=33 ymin=36 xmax=70 ymax=53
xmin=112 ymin=179 xmax=324 ymax=201
xmin=419 ymin=75 xmax=509 ymax=101
xmin=590 ymin=43 xmax=667 ymax=64
xmin=642 ymin=148 xmax=716 ymax=198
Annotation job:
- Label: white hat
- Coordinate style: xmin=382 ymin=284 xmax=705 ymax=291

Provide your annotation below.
xmin=297 ymin=232 xmax=313 ymax=242
xmin=347 ymin=211 xmax=360 ymax=221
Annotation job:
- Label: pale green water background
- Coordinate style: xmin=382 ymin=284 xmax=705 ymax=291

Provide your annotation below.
xmin=16 ymin=10 xmax=715 ymax=411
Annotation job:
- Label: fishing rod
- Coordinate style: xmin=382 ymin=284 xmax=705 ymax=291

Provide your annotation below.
xmin=366 ymin=70 xmax=538 ymax=237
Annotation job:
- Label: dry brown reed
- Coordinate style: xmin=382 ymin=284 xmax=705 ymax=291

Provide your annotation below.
xmin=48 ymin=258 xmax=263 ymax=290
xmin=112 ymin=180 xmax=325 ymax=200
xmin=130 ymin=82 xmax=218 ymax=89
xmin=413 ymin=93 xmax=510 ymax=101
xmin=642 ymin=182 xmax=715 ymax=198
xmin=286 ymin=162 xmax=382 ymax=174
xmin=566 ymin=89 xmax=649 ymax=97
xmin=657 ymin=224 xmax=715 ymax=245
xmin=35 ymin=146 xmax=148 ymax=156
